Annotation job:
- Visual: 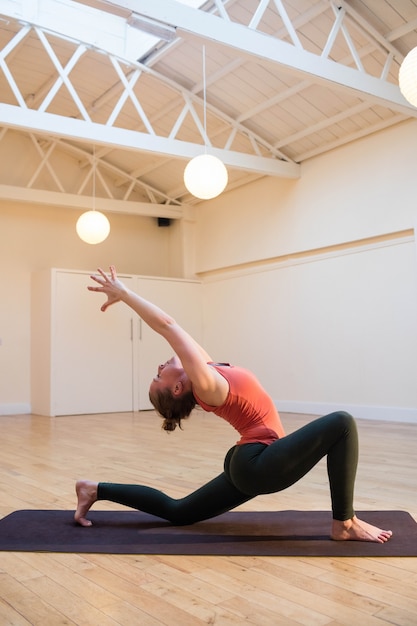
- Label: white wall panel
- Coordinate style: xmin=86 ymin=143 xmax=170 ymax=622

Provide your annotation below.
xmin=202 ymin=236 xmax=417 ymax=422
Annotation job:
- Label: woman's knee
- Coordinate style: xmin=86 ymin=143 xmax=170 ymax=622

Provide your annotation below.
xmin=328 ymin=410 xmax=357 ymax=437
xmin=336 ymin=410 xmax=355 ymax=425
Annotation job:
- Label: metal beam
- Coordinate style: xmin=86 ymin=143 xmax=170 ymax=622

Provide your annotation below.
xmin=3 ymin=0 xmax=413 ymax=116
xmin=0 ymin=104 xmax=301 ymax=178
xmin=123 ymin=0 xmax=417 ymax=115
xmin=0 ymin=184 xmax=184 ymax=218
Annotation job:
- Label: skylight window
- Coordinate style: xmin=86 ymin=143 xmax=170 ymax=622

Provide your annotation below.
xmin=127 ymin=0 xmax=206 ymax=63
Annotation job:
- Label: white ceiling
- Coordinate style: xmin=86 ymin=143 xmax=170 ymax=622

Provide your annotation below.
xmin=0 ymin=0 xmax=417 ymax=218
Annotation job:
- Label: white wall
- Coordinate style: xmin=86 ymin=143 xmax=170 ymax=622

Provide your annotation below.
xmin=195 ymin=120 xmax=417 ymax=272
xmin=196 ymin=121 xmax=417 ymax=423
xmin=201 ymin=236 xmax=417 ymax=422
xmin=0 ymin=199 xmax=183 ymax=414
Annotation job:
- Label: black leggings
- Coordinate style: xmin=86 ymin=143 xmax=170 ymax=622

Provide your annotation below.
xmin=97 ymin=411 xmax=358 ymax=524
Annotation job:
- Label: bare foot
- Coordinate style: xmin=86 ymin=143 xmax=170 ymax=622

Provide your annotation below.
xmin=331 ymin=515 xmax=393 ymax=543
xmin=74 ymin=480 xmax=98 ymax=527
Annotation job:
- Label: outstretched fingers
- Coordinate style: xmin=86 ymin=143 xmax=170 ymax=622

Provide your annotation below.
xmin=87 ymin=267 xmax=122 ymax=311
xmin=91 ymin=267 xmax=108 ymax=284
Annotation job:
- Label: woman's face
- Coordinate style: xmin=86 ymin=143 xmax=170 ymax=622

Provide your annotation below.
xmin=149 ymin=355 xmax=184 ymax=396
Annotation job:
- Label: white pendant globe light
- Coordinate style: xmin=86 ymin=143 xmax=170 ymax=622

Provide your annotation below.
xmin=76 ymin=210 xmax=110 ymax=244
xmin=76 ymin=147 xmax=110 ymax=244
xmin=399 ymin=47 xmax=417 ymax=107
xmin=184 ymin=46 xmax=228 ymax=199
xmin=184 ymin=153 xmax=228 ymax=199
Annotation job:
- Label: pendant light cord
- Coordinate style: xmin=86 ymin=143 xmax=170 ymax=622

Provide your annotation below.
xmin=92 ymin=146 xmax=96 ymax=211
xmin=203 ymin=45 xmax=207 ymax=154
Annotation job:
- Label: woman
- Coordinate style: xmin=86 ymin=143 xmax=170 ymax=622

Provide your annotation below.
xmin=75 ymin=266 xmax=392 ymax=543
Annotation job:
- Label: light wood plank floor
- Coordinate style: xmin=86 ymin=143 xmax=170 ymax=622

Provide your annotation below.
xmin=0 ymin=410 xmax=416 ymax=626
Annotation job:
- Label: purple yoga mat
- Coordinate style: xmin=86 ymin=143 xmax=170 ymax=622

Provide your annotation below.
xmin=0 ymin=509 xmax=414 ymax=556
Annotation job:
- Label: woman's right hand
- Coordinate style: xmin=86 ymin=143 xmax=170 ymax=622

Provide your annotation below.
xmin=88 ymin=265 xmax=127 ymax=312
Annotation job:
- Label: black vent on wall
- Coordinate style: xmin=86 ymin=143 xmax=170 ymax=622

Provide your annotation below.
xmin=157 ymin=217 xmax=171 ymax=227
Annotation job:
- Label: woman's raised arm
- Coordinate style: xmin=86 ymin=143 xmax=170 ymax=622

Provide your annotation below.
xmin=88 ymin=266 xmax=227 ymax=403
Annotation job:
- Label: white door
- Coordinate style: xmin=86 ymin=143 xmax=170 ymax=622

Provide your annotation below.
xmin=53 ymin=271 xmax=135 ymax=415
xmin=135 ymin=278 xmax=202 ymax=410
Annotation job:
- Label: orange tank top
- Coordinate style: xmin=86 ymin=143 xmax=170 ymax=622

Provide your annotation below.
xmin=194 ymin=364 xmax=285 ymax=445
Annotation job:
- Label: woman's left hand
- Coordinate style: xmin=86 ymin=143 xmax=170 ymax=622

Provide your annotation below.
xmin=88 ymin=265 xmax=127 ymax=312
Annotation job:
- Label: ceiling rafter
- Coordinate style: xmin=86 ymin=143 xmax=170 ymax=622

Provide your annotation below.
xmin=131 ymin=0 xmax=415 ymax=113
xmin=214 ymin=0 xmax=412 ymax=159
xmin=0 ymin=125 xmax=184 ymax=211
xmin=79 ymin=0 xmax=413 ymax=169
xmin=0 ymin=8 xmax=300 ymax=180
xmin=64 ymin=0 xmax=414 ymax=171
xmin=270 ymin=10 xmax=409 ymax=154
xmin=28 ymin=134 xmax=64 ymax=191
xmin=0 ymin=0 xmax=416 ymax=213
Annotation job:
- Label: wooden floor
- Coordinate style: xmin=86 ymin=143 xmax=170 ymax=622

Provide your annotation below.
xmin=0 ymin=410 xmax=416 ymax=626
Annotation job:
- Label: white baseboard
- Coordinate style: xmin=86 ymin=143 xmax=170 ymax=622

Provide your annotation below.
xmin=276 ymin=400 xmax=417 ymax=424
xmin=0 ymin=403 xmax=31 ymax=416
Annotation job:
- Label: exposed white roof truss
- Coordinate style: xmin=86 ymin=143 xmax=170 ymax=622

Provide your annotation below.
xmin=0 ymin=0 xmax=416 ymax=213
